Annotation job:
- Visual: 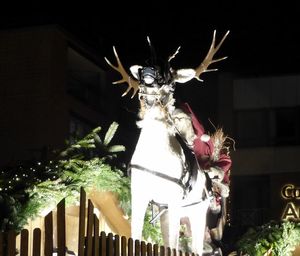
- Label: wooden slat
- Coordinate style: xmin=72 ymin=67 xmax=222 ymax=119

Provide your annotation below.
xmin=134 ymin=239 xmax=140 ymax=256
xmin=93 ymin=214 xmax=100 ymax=256
xmin=100 ymin=231 xmax=106 ymax=256
xmin=86 ymin=199 xmax=94 ymax=255
xmin=159 ymin=245 xmax=165 ymax=256
xmin=0 ymin=232 xmax=3 ymax=256
xmin=147 ymin=243 xmax=152 ymax=256
xmin=166 ymin=247 xmax=171 ymax=256
xmin=141 ymin=241 xmax=146 ymax=256
xmin=20 ymin=229 xmax=29 ymax=256
xmin=128 ymin=237 xmax=133 ymax=256
xmin=107 ymin=233 xmax=114 ymax=256
xmin=78 ymin=187 xmax=86 ymax=256
xmin=121 ymin=236 xmax=127 ymax=256
xmin=44 ymin=211 xmax=53 ymax=256
xmin=32 ymin=228 xmax=41 ymax=256
xmin=153 ymin=244 xmax=159 ymax=256
xmin=7 ymin=230 xmax=16 ymax=256
xmin=172 ymin=248 xmax=177 ymax=256
xmin=114 ymin=234 xmax=120 ymax=256
xmin=57 ymin=198 xmax=66 ymax=256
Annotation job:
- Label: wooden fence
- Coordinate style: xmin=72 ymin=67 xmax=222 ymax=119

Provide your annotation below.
xmin=0 ymin=188 xmax=194 ymax=256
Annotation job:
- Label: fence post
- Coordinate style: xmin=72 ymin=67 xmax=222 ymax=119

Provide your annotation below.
xmin=141 ymin=241 xmax=146 ymax=256
xmin=134 ymin=239 xmax=140 ymax=256
xmin=57 ymin=198 xmax=66 ymax=256
xmin=32 ymin=228 xmax=41 ymax=256
xmin=100 ymin=231 xmax=106 ymax=256
xmin=121 ymin=235 xmax=127 ymax=256
xmin=93 ymin=214 xmax=100 ymax=256
xmin=128 ymin=237 xmax=133 ymax=256
xmin=7 ymin=230 xmax=16 ymax=256
xmin=159 ymin=245 xmax=165 ymax=256
xmin=20 ymin=229 xmax=29 ymax=256
xmin=78 ymin=187 xmax=86 ymax=256
xmin=44 ymin=211 xmax=53 ymax=256
xmin=107 ymin=233 xmax=114 ymax=256
xmin=0 ymin=232 xmax=3 ymax=256
xmin=86 ymin=199 xmax=94 ymax=255
xmin=147 ymin=243 xmax=152 ymax=256
xmin=153 ymin=244 xmax=159 ymax=256
xmin=114 ymin=234 xmax=120 ymax=256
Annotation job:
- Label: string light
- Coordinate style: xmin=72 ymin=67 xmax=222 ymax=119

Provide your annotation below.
xmin=0 ymin=160 xmax=62 ymax=192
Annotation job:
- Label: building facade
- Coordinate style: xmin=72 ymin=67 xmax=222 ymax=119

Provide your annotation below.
xmin=217 ymin=73 xmax=300 ymax=228
xmin=0 ymin=25 xmax=127 ymax=167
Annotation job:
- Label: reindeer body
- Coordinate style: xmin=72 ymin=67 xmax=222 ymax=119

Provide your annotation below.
xmin=105 ymin=30 xmax=230 ymax=255
xmin=129 ymin=86 xmax=211 ymax=254
xmin=130 ymin=87 xmax=187 ymax=250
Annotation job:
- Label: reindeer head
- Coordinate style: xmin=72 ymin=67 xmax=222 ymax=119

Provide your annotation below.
xmin=104 ymin=30 xmax=229 ymax=98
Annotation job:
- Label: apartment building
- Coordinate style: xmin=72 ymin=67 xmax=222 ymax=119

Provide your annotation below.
xmin=217 ymin=73 xmax=300 ymax=227
xmin=0 ymin=25 xmax=131 ymax=167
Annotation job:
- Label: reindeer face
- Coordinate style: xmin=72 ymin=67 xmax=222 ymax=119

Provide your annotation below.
xmin=130 ymin=65 xmax=165 ymax=88
xmin=139 ymin=67 xmax=162 ymax=87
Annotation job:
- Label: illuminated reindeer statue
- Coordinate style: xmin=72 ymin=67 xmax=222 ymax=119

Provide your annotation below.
xmin=105 ymin=30 xmax=230 ymax=255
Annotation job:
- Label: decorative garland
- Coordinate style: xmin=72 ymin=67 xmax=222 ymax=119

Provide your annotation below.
xmin=0 ymin=123 xmax=126 ymax=230
xmin=0 ymin=122 xmax=163 ymax=244
xmin=235 ymin=220 xmax=300 ymax=256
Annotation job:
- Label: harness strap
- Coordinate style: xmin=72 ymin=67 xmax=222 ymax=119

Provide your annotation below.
xmin=129 ymin=164 xmax=187 ymax=191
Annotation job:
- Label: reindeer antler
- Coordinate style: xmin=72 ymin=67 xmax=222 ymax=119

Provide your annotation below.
xmin=104 ymin=47 xmax=140 ymax=98
xmin=195 ymin=30 xmax=230 ymax=81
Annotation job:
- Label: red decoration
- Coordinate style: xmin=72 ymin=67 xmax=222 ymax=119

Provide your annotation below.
xmin=181 ymin=102 xmax=231 ymax=184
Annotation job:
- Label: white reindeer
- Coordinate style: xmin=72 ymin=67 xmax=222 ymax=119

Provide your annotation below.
xmin=105 ymin=30 xmax=229 ymax=255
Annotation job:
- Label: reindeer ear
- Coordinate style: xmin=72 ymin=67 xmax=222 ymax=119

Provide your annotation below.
xmin=174 ymin=69 xmax=196 ymax=83
xmin=130 ymin=65 xmax=143 ymax=80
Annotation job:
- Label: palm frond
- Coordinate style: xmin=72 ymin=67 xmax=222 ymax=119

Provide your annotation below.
xmin=104 ymin=122 xmax=119 ymax=146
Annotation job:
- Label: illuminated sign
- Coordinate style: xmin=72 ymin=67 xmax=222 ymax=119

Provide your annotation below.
xmin=281 ymin=184 xmax=300 ymax=220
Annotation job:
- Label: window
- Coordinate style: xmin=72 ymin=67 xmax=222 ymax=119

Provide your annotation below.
xmin=231 ymin=175 xmax=270 ymax=227
xmin=67 ymin=47 xmax=106 ymax=112
xmin=69 ymin=112 xmax=95 ymax=144
xmin=235 ymin=109 xmax=268 ymax=146
xmin=233 ymin=75 xmax=300 ymax=147
xmin=235 ymin=106 xmax=300 ymax=147
xmin=270 ymin=107 xmax=300 ymax=145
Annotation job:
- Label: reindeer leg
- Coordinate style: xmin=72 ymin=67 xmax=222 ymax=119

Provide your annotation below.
xmin=131 ymin=191 xmax=149 ymax=241
xmin=160 ymin=203 xmax=181 ymax=252
xmin=189 ymin=200 xmax=210 ymax=255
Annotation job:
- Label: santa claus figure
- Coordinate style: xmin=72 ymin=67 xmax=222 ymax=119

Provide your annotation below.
xmin=180 ymin=102 xmax=232 ymax=241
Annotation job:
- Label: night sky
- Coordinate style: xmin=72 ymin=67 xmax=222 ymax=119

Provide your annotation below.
xmin=0 ymin=4 xmax=299 ymax=164
xmin=0 ymin=2 xmax=299 ymax=77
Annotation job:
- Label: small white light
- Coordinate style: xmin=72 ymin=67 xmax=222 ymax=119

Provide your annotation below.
xmin=144 ymin=76 xmax=155 ymax=84
xmin=200 ymin=134 xmax=210 ymax=142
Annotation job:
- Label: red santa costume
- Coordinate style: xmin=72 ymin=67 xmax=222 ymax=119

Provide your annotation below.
xmin=181 ymin=102 xmax=232 ymax=219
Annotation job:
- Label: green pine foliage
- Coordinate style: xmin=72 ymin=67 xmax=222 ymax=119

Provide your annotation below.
xmin=143 ymin=210 xmax=163 ymax=245
xmin=0 ymin=122 xmax=128 ymax=232
xmin=236 ymin=220 xmax=300 ymax=256
xmin=0 ymin=121 xmax=162 ymax=244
